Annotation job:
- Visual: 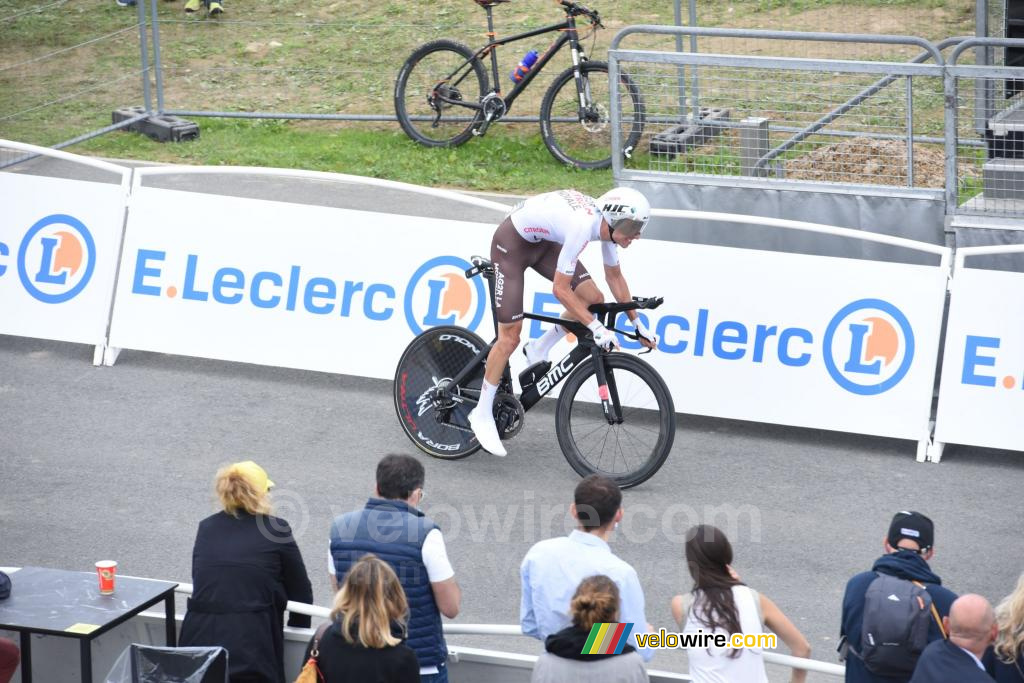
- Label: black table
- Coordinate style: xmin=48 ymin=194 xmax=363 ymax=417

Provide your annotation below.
xmin=0 ymin=566 xmax=177 ymax=683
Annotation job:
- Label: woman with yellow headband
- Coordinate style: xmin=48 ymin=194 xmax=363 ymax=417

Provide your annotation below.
xmin=180 ymin=461 xmax=314 ymax=683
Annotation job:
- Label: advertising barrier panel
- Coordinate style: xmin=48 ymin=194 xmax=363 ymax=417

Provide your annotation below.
xmin=108 ymin=186 xmax=948 ymax=443
xmin=0 ymin=172 xmax=126 ymax=348
xmin=935 ymin=266 xmax=1024 ymax=452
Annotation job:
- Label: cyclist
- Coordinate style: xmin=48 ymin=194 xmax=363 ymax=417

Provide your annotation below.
xmin=468 ymin=187 xmax=659 ymax=456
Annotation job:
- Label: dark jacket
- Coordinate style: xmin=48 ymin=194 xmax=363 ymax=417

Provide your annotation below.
xmin=330 ymin=498 xmax=447 ymax=669
xmin=840 ymin=550 xmax=958 ymax=683
xmin=910 ymin=639 xmax=994 ymax=683
xmin=180 ymin=511 xmax=314 ymax=683
xmin=302 ymin=620 xmax=420 ymax=683
xmin=984 ymin=645 xmax=1024 ymax=682
xmin=531 ymin=624 xmax=647 ymax=683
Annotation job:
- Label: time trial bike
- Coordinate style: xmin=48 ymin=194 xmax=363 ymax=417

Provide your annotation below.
xmin=393 ymin=255 xmax=675 ymax=488
xmin=393 ymin=0 xmax=645 ymax=170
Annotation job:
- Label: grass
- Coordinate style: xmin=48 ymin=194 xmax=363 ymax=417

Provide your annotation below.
xmin=1 ymin=0 xmax=975 ymax=193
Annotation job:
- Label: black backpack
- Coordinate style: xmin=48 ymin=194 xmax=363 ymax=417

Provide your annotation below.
xmin=856 ymin=572 xmax=946 ymax=677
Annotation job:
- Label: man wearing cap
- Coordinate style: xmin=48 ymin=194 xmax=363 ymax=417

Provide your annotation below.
xmin=329 ymin=454 xmax=461 ymax=683
xmin=840 ymin=511 xmax=959 ymax=683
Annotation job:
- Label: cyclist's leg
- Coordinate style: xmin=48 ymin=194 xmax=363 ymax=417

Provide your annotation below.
xmin=524 ymin=250 xmax=598 ymax=362
xmin=470 ymin=219 xmax=536 ymax=455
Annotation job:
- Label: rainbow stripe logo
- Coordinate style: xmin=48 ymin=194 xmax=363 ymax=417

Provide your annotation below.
xmin=581 ymin=622 xmax=635 ymax=655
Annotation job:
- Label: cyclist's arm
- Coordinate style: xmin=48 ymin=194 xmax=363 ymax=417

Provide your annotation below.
xmin=604 ymin=264 xmax=637 ymax=322
xmin=553 ymin=271 xmax=596 ymax=324
xmin=606 ymin=264 xmax=657 ymax=349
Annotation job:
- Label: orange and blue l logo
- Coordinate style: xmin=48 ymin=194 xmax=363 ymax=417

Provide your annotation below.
xmin=581 ymin=622 xmax=634 ymax=655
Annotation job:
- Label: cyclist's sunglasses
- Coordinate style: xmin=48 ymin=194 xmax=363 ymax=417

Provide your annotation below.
xmin=610 ymin=218 xmax=645 ymax=238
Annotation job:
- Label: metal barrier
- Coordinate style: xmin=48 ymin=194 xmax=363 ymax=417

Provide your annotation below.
xmin=169 ymin=582 xmax=847 ymax=679
xmin=948 ymin=38 xmax=1024 ymax=219
xmin=608 ymin=27 xmax=947 ymax=197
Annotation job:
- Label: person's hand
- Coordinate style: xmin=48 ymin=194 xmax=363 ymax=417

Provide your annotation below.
xmin=587 ymin=319 xmax=619 ymax=351
xmin=634 ymin=319 xmax=658 ymax=350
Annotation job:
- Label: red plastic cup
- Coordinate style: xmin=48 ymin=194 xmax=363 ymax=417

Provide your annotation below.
xmin=95 ymin=561 xmax=117 ymax=594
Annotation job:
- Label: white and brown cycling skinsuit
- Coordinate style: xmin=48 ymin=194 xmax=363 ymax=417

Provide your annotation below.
xmin=490 ymin=189 xmax=619 ymax=324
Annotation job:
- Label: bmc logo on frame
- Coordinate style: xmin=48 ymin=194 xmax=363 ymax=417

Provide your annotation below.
xmin=0 ymin=214 xmax=96 ymax=304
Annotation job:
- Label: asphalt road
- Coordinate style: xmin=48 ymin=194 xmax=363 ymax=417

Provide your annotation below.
xmin=3 ymin=158 xmax=1023 ymax=680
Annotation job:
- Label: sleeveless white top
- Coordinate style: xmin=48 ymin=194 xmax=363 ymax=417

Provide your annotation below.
xmin=683 ymin=585 xmax=769 ymax=683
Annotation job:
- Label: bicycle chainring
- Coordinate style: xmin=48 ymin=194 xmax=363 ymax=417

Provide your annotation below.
xmin=481 ymin=92 xmax=507 ymax=121
xmin=580 ymin=102 xmax=609 ymax=133
xmin=493 ymin=392 xmax=525 ymax=440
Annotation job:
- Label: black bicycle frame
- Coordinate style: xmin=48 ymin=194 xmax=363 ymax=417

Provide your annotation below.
xmin=442 ymin=7 xmax=588 ymax=115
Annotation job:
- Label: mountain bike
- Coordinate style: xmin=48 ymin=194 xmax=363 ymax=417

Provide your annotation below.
xmin=393 ymin=256 xmax=675 ymax=488
xmin=393 ymin=0 xmax=645 ymax=170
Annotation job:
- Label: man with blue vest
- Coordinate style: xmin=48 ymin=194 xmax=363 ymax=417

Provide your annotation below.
xmin=330 ymin=454 xmax=461 ymax=683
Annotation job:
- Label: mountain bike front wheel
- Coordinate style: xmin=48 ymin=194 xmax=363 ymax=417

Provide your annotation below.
xmin=394 ymin=39 xmax=488 ymax=148
xmin=539 ymin=61 xmax=644 ymax=170
xmin=555 ymin=353 xmax=674 ymax=488
xmin=394 ymin=326 xmax=488 ymax=459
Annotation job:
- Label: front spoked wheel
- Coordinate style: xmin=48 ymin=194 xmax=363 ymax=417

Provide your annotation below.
xmin=394 ymin=39 xmax=488 ymax=148
xmin=555 ymin=354 xmax=674 ymax=488
xmin=394 ymin=326 xmax=488 ymax=459
xmin=539 ymin=60 xmax=644 ymax=170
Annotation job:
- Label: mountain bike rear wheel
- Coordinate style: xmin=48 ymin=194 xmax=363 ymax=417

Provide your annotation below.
xmin=395 ymin=40 xmax=487 ymax=148
xmin=539 ymin=61 xmax=644 ymax=170
xmin=555 ymin=353 xmax=674 ymax=488
xmin=394 ymin=325 xmax=487 ymax=459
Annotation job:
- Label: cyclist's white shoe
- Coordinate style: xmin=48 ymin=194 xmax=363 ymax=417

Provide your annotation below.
xmin=469 ymin=406 xmax=507 ymax=457
xmin=522 ymin=341 xmax=546 ymax=367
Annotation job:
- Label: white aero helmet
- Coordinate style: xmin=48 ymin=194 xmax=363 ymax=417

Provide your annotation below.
xmin=597 ymin=187 xmax=651 ymax=238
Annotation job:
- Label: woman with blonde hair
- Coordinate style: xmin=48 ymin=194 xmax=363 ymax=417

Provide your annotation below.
xmin=303 ymin=554 xmax=419 ymax=682
xmin=180 ymin=461 xmax=313 ymax=683
xmin=985 ymin=572 xmax=1024 ymax=682
xmin=531 ymin=574 xmax=648 ymax=683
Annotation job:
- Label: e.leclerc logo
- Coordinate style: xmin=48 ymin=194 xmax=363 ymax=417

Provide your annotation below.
xmin=404 ymin=256 xmax=486 ymax=335
xmin=130 ymin=250 xmax=486 ymax=335
xmin=7 ymin=214 xmax=97 ymax=304
xmin=822 ymin=298 xmax=915 ymax=396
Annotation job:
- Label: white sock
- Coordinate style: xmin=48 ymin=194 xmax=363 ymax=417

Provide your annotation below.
xmin=529 ymin=324 xmax=568 ymax=361
xmin=477 ymin=379 xmax=498 ymax=414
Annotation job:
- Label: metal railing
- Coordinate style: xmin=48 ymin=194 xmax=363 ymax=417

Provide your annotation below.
xmin=167 ymin=582 xmax=847 ymax=678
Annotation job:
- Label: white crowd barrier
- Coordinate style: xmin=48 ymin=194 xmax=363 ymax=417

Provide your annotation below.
xmin=932 ymin=245 xmax=1024 ymax=460
xmin=0 ymin=141 xmax=131 ymax=364
xmin=3 ymin=138 xmax=1021 ymax=458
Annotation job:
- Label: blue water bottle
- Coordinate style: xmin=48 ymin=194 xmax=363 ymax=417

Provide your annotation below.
xmin=510 ymin=50 xmax=539 ymax=83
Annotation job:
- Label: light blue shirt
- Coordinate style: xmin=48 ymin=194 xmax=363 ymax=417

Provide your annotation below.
xmin=520 ymin=529 xmax=652 ymax=661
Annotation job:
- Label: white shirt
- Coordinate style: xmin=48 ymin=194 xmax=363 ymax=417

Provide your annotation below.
xmin=508 ymin=190 xmax=619 ymax=275
xmin=683 ymin=585 xmax=768 ymax=683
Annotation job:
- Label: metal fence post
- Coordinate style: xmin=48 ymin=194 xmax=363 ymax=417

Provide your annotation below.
xmin=138 ymin=0 xmax=152 ymax=114
xmin=149 ymin=0 xmax=166 ymax=114
xmin=906 ymin=76 xmax=915 ymax=187
xmin=610 ymin=52 xmax=623 ymax=178
xmin=944 ymin=64 xmax=959 ymax=212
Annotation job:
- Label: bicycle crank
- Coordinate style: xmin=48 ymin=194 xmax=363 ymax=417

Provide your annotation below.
xmin=493 ymin=392 xmax=525 ymax=440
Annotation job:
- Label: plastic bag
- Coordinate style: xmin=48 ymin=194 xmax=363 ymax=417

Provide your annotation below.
xmin=104 ymin=644 xmax=228 ymax=683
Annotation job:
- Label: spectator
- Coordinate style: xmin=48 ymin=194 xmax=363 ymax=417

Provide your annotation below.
xmin=303 ymin=554 xmax=419 ymax=683
xmin=840 ymin=510 xmax=957 ymax=683
xmin=184 ymin=0 xmax=223 ymax=16
xmin=985 ymin=572 xmax=1024 ymax=682
xmin=0 ymin=638 xmax=18 ymax=683
xmin=671 ymin=524 xmax=810 ymax=683
xmin=910 ymin=594 xmax=997 ymax=683
xmin=180 ymin=461 xmax=314 ymax=683
xmin=329 ymin=454 xmax=459 ymax=683
xmin=520 ymin=474 xmax=652 ymax=661
xmin=531 ymin=575 xmax=648 ymax=683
